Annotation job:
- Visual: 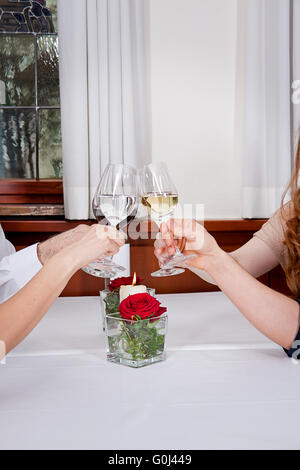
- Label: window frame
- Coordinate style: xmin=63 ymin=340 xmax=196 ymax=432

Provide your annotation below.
xmin=0 ymin=179 xmax=63 ymax=204
xmin=0 ymin=4 xmax=63 ymax=213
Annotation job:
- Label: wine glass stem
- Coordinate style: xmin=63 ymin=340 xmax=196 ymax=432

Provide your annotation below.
xmin=153 ymin=215 xmax=181 ymax=266
xmin=100 ymin=220 xmax=117 ymax=264
xmin=174 ymin=246 xmax=183 ymax=256
xmin=102 ymin=220 xmax=125 ymax=263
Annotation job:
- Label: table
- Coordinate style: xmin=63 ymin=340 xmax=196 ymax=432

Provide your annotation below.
xmin=0 ymin=292 xmax=299 ymax=450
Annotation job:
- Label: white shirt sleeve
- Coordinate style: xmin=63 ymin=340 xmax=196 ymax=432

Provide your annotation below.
xmin=0 ymin=226 xmax=42 ymax=303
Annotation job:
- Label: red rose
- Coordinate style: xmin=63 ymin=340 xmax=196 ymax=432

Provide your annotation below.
xmin=108 ymin=276 xmax=144 ymax=292
xmin=119 ymin=293 xmax=167 ymax=321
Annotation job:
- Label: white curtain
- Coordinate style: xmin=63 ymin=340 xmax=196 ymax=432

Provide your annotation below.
xmin=242 ymin=0 xmax=292 ymax=219
xmin=57 ymin=0 xmax=150 ymax=219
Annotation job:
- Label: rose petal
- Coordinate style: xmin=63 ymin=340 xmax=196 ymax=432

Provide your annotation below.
xmin=119 ymin=293 xmax=167 ymax=321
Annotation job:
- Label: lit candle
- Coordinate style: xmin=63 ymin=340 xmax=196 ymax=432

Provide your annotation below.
xmin=119 ymin=273 xmax=147 ymax=303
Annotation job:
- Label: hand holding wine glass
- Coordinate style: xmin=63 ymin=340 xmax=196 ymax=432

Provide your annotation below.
xmin=68 ymin=225 xmax=125 ymax=270
xmin=155 ymin=218 xmax=222 ymax=272
xmin=82 ymin=164 xmax=138 ymax=278
xmin=141 ymin=162 xmax=197 ymax=277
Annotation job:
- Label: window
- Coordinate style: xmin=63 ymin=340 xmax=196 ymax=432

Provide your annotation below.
xmin=0 ymin=0 xmax=63 ymax=215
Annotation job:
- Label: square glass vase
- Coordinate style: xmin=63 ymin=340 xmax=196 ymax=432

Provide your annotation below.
xmin=104 ymin=312 xmax=168 ymax=368
xmin=100 ymin=288 xmax=155 ymax=331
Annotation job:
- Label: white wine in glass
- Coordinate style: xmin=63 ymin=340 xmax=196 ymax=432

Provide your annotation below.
xmin=141 ymin=193 xmax=179 ymax=222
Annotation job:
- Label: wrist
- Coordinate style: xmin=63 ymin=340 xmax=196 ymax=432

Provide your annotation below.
xmin=37 ymin=242 xmax=45 ymax=265
xmin=192 ymin=246 xmax=229 ymax=274
xmin=50 ymin=246 xmax=82 ymax=277
xmin=205 ymin=248 xmax=233 ymax=278
xmin=37 ymin=240 xmax=56 ymax=265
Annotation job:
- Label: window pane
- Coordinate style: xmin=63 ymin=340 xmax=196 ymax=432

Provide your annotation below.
xmin=39 ymin=108 xmax=62 ymax=178
xmin=46 ymin=0 xmax=57 ymax=32
xmin=37 ymin=35 xmax=60 ymax=106
xmin=0 ymin=1 xmax=56 ymax=33
xmin=0 ymin=34 xmax=35 ymax=106
xmin=0 ymin=109 xmax=36 ymax=178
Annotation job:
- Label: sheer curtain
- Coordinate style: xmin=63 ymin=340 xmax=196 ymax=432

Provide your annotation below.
xmin=57 ymin=0 xmax=150 ymax=219
xmin=242 ymin=0 xmax=292 ymax=219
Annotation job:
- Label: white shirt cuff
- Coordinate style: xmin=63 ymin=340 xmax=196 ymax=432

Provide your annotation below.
xmin=6 ymin=243 xmax=43 ymax=289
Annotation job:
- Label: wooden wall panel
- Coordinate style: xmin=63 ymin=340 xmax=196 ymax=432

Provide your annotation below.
xmin=61 ymin=270 xmax=106 ymax=297
xmin=0 ymin=218 xmax=289 ymax=296
xmin=270 ymin=265 xmax=292 ymax=296
xmin=0 ymin=180 xmax=64 ymax=204
xmin=131 ymin=245 xmax=219 ymax=294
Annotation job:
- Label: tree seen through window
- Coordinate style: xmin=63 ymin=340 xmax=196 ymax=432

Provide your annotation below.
xmin=0 ymin=0 xmax=62 ymax=180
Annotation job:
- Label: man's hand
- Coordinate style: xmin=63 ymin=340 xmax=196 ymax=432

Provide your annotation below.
xmin=62 ymin=224 xmax=125 ymax=270
xmin=37 ymin=224 xmax=91 ymax=265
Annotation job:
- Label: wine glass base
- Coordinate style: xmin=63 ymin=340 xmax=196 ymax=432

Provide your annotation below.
xmin=151 ymin=267 xmax=185 ymax=277
xmin=82 ymin=265 xmax=116 ymax=279
xmin=82 ymin=261 xmax=125 ymax=279
xmin=163 ymin=253 xmax=197 ymax=270
xmin=99 ymin=259 xmax=126 ymax=271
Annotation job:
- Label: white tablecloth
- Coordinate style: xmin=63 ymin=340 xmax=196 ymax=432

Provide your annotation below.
xmin=0 ymin=292 xmax=299 ymax=450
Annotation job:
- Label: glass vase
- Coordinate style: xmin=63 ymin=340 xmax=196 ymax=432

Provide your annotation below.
xmin=104 ymin=313 xmax=168 ymax=368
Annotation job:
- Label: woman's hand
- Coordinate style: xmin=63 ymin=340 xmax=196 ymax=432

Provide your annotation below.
xmin=154 ymin=219 xmax=221 ymax=270
xmin=58 ymin=224 xmax=125 ymax=271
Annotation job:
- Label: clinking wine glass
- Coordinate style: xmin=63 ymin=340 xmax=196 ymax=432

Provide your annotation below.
xmin=141 ymin=162 xmax=197 ymax=277
xmin=82 ymin=164 xmax=138 ymax=278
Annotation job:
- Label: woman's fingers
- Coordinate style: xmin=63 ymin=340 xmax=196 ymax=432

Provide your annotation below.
xmin=154 ymin=235 xmax=170 ymax=261
xmin=160 ymin=221 xmax=189 ymax=255
xmin=166 ymin=219 xmax=198 ymax=240
xmin=160 ymin=219 xmax=207 ymax=254
xmin=156 ymin=221 xmax=202 ymax=263
xmin=160 ymin=223 xmax=178 ymax=255
xmin=163 ymin=219 xmax=219 ymax=256
xmin=177 ymin=237 xmax=187 ymax=253
xmin=154 ymin=244 xmax=163 ymax=256
xmin=154 ymin=237 xmax=165 ymax=251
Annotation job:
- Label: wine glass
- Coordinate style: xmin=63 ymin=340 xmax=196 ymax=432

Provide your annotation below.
xmin=140 ymin=162 xmax=197 ymax=277
xmin=82 ymin=164 xmax=138 ymax=278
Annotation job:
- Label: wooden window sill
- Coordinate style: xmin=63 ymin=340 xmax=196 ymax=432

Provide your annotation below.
xmin=0 ymin=205 xmax=64 ymax=217
xmin=0 ymin=180 xmax=64 ymax=204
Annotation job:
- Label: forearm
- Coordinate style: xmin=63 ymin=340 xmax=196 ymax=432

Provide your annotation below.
xmin=0 ymin=224 xmax=124 ymax=358
xmin=0 ymin=252 xmax=78 ymax=356
xmin=188 ymin=238 xmax=280 ymax=286
xmin=36 ymin=224 xmax=89 ymax=265
xmin=199 ymin=249 xmax=300 ymax=350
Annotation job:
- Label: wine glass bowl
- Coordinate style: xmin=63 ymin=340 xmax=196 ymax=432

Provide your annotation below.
xmin=141 ymin=193 xmax=179 ymax=226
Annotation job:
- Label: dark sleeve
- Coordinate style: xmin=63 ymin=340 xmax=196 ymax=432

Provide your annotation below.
xmin=283 ymin=299 xmax=300 ymax=359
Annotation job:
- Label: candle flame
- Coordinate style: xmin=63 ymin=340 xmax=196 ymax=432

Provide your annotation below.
xmin=132 ymin=273 xmax=137 ymax=286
